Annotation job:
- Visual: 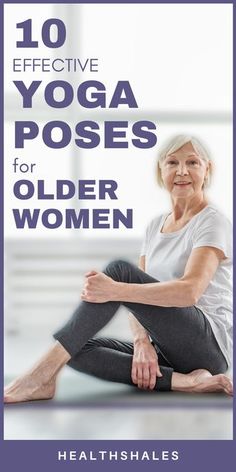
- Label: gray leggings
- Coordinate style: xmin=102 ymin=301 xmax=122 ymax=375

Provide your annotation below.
xmin=53 ymin=260 xmax=227 ymax=391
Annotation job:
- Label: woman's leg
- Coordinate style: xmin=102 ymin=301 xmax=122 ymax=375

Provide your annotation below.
xmin=68 ymin=337 xmax=174 ymax=391
xmin=70 ymin=338 xmax=232 ymax=395
xmin=4 ymin=341 xmax=70 ymax=403
xmin=4 ymin=260 xmax=232 ymax=402
xmin=4 ymin=337 xmax=173 ymax=403
xmin=54 ymin=259 xmax=228 ymax=375
xmin=59 ymin=259 xmax=231 ymax=394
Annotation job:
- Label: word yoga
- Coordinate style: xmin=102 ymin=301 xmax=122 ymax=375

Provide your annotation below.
xmin=14 ymin=80 xmax=157 ymax=149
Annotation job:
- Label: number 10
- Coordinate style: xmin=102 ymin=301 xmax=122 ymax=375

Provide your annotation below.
xmin=16 ymin=18 xmax=66 ymax=48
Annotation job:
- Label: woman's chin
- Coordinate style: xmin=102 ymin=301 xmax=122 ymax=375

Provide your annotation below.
xmin=172 ymin=187 xmax=193 ymax=197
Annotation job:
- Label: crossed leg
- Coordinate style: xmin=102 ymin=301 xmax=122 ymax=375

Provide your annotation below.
xmin=66 ymin=337 xmax=233 ymax=395
xmin=4 ymin=260 xmax=233 ymax=403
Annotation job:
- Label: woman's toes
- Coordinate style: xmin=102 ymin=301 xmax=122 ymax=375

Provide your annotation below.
xmin=221 ymin=376 xmax=233 ymax=395
xmin=197 ymin=374 xmax=233 ymax=395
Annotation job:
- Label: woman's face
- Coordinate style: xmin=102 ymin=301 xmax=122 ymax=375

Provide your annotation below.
xmin=160 ymin=142 xmax=209 ymax=199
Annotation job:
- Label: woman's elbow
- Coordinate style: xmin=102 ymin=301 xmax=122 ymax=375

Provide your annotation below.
xmin=185 ymin=284 xmax=202 ymax=306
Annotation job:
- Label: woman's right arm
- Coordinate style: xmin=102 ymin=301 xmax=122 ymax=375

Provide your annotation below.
xmin=129 ymin=256 xmax=162 ymax=389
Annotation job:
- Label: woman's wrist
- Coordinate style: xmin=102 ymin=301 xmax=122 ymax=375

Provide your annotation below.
xmin=113 ymin=281 xmax=133 ymax=301
xmin=112 ymin=281 xmax=127 ymax=300
xmin=134 ymin=335 xmax=151 ymax=346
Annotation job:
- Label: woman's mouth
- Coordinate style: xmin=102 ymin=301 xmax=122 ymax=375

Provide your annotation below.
xmin=174 ymin=182 xmax=192 ymax=186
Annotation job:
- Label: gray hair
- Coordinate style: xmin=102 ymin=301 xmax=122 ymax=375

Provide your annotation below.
xmin=157 ymin=135 xmax=212 ymax=187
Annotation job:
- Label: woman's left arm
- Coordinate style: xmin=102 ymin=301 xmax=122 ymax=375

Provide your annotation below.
xmin=126 ymin=246 xmax=224 ymax=307
xmin=81 ymin=247 xmax=225 ymax=307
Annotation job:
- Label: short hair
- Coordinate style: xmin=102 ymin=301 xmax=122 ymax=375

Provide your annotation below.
xmin=157 ymin=135 xmax=212 ymax=188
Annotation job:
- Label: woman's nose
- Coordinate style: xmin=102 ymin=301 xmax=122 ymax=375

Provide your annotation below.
xmin=176 ymin=164 xmax=188 ymax=175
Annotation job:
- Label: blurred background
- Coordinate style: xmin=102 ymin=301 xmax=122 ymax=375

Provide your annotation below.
xmin=4 ymin=3 xmax=233 ymax=440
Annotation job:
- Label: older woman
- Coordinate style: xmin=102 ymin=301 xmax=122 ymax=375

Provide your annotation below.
xmin=4 ymin=135 xmax=233 ymax=402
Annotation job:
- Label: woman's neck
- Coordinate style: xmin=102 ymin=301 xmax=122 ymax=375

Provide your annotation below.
xmin=170 ymin=195 xmax=208 ymax=222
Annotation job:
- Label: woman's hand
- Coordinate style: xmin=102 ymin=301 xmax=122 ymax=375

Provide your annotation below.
xmin=81 ymin=270 xmax=119 ymax=303
xmin=132 ymin=339 xmax=162 ymax=390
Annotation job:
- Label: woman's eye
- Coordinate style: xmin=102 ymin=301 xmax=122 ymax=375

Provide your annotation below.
xmin=188 ymin=160 xmax=198 ymax=166
xmin=167 ymin=161 xmax=177 ymax=165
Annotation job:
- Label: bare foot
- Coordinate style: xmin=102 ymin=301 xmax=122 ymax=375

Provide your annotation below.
xmin=4 ymin=374 xmax=56 ymax=403
xmin=172 ymin=369 xmax=233 ymax=396
xmin=190 ymin=370 xmax=233 ymax=396
xmin=186 ymin=368 xmax=212 ymax=387
xmin=4 ymin=341 xmax=71 ymax=404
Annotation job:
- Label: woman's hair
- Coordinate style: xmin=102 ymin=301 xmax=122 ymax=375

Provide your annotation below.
xmin=157 ymin=135 xmax=212 ymax=188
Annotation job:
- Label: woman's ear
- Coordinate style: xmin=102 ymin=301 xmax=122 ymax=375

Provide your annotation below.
xmin=157 ymin=161 xmax=164 ymax=187
xmin=204 ymin=160 xmax=212 ymax=187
